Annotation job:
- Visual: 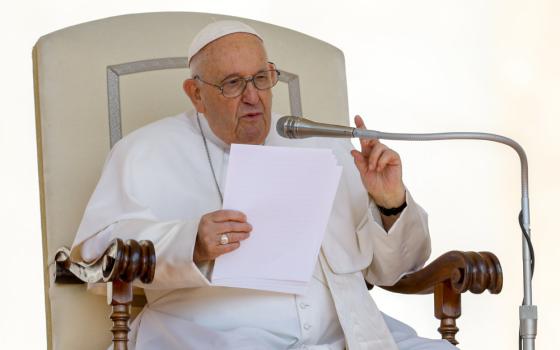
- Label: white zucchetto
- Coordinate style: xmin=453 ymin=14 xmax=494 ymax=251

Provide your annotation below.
xmin=188 ymin=20 xmax=263 ymax=65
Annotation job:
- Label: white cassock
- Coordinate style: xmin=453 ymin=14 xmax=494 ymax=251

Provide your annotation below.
xmin=71 ymin=111 xmax=457 ymax=350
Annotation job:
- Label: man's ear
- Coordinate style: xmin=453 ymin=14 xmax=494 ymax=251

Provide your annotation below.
xmin=183 ymin=79 xmax=206 ymax=113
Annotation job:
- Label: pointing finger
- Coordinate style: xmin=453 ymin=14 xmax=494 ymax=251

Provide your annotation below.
xmin=368 ymin=143 xmax=387 ymax=171
xmin=354 ymin=115 xmax=366 ymax=129
xmin=354 ymin=115 xmax=379 ymax=156
xmin=354 ymin=115 xmax=371 ymax=154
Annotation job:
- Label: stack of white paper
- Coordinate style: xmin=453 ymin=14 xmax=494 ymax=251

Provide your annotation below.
xmin=212 ymin=144 xmax=342 ymax=295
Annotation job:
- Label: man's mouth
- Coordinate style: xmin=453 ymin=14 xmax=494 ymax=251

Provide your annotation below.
xmin=241 ymin=112 xmax=262 ymax=120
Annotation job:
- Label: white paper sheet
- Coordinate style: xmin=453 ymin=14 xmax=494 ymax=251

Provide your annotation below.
xmin=212 ymin=144 xmax=342 ymax=294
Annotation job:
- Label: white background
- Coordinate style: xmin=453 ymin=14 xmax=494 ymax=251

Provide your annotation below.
xmin=1 ymin=0 xmax=559 ymax=349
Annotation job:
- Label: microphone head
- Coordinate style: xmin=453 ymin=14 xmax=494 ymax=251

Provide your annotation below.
xmin=276 ymin=116 xmax=299 ymax=139
xmin=276 ymin=115 xmax=355 ymax=139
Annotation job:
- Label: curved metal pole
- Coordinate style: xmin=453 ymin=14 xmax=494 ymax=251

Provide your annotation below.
xmin=354 ymin=128 xmax=537 ymax=349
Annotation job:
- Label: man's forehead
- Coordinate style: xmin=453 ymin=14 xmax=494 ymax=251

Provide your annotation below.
xmin=194 ymin=34 xmax=269 ymax=79
xmin=204 ymin=32 xmax=264 ymax=55
xmin=188 ymin=20 xmax=263 ymax=66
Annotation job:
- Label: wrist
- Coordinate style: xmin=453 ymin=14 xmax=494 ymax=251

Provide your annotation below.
xmin=377 ymin=200 xmax=407 ymax=216
xmin=373 ymin=186 xmax=407 ymax=216
xmin=372 ymin=186 xmax=406 ymax=208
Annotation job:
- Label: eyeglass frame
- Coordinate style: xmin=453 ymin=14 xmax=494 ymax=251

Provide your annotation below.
xmin=191 ymin=62 xmax=281 ymax=98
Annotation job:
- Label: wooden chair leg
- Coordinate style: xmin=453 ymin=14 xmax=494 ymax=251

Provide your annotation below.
xmin=109 ymin=280 xmax=133 ymax=350
xmin=434 ymin=281 xmax=461 ymax=345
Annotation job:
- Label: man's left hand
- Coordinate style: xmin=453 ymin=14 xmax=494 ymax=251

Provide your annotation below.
xmin=350 ymin=115 xmax=406 ymax=209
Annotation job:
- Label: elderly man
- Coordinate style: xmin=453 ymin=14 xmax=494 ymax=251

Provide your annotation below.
xmin=72 ymin=21 xmax=456 ymax=350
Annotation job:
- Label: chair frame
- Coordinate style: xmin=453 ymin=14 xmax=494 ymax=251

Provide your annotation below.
xmin=54 ymin=240 xmax=156 ymax=350
xmin=56 ymin=243 xmax=501 ymax=348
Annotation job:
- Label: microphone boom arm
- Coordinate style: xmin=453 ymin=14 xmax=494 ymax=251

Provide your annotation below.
xmin=355 ymin=128 xmax=529 ymax=232
xmin=354 ymin=127 xmax=537 ymax=350
xmin=278 ymin=115 xmax=538 ymax=348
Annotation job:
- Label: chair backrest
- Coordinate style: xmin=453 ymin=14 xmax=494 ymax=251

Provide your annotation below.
xmin=34 ymin=12 xmax=349 ymax=350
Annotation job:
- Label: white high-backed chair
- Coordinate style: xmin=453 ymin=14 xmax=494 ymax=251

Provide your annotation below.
xmin=33 ymin=12 xmax=502 ymax=350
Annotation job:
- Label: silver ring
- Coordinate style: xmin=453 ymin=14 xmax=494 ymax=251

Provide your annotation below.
xmin=219 ymin=233 xmax=229 ymax=245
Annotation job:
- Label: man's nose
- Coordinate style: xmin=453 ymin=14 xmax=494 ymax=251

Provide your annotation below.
xmin=241 ymin=80 xmax=260 ymax=105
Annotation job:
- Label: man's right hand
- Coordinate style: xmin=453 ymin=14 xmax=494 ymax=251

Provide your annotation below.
xmin=193 ymin=210 xmax=252 ymax=263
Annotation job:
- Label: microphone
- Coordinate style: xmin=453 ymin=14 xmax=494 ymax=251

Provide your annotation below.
xmin=276 ymin=116 xmax=355 ymax=139
xmin=276 ymin=115 xmax=384 ymax=139
xmin=276 ymin=115 xmax=536 ymax=348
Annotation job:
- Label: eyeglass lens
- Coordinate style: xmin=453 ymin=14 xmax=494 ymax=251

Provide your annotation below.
xmin=222 ymin=70 xmax=279 ymax=97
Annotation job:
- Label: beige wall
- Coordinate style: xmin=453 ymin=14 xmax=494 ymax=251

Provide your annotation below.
xmin=358 ymin=2 xmax=560 ymax=349
xmin=1 ymin=1 xmax=558 ymax=349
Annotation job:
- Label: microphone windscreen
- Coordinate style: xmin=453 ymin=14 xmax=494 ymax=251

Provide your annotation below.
xmin=276 ymin=116 xmax=293 ymax=138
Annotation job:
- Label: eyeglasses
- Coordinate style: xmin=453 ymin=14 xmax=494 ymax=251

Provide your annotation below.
xmin=193 ymin=64 xmax=280 ymax=98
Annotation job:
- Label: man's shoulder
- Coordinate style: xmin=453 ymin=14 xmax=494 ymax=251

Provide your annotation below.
xmin=113 ymin=112 xmax=197 ymax=153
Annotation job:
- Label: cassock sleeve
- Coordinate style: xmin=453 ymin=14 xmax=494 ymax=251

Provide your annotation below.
xmin=71 ymin=136 xmax=210 ymax=289
xmin=361 ymin=190 xmax=431 ymax=287
xmin=318 ymin=138 xmax=431 ymax=286
xmin=80 ymin=219 xmax=210 ymax=289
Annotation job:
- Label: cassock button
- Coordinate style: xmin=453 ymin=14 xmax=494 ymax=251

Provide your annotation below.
xmin=299 ymin=302 xmax=310 ymax=309
xmin=303 ymin=323 xmax=312 ymax=330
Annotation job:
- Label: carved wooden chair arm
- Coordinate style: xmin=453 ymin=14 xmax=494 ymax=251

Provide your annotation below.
xmin=378 ymin=251 xmax=503 ymax=345
xmin=54 ymin=239 xmax=156 ymax=350
xmin=54 ymin=238 xmax=156 ymax=285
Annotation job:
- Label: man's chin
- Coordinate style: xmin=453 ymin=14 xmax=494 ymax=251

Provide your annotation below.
xmin=235 ymin=126 xmax=269 ymax=145
xmin=236 ymin=135 xmax=266 ymax=145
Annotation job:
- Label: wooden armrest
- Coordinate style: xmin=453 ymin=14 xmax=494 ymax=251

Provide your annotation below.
xmin=378 ymin=251 xmax=503 ymax=345
xmin=54 ymin=239 xmax=156 ymax=350
xmin=54 ymin=238 xmax=156 ymax=285
xmin=381 ymin=250 xmax=502 ymax=295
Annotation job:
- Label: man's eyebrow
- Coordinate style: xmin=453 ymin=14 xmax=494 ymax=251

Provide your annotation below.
xmin=219 ymin=73 xmax=243 ymax=83
xmin=219 ymin=66 xmax=270 ymax=83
